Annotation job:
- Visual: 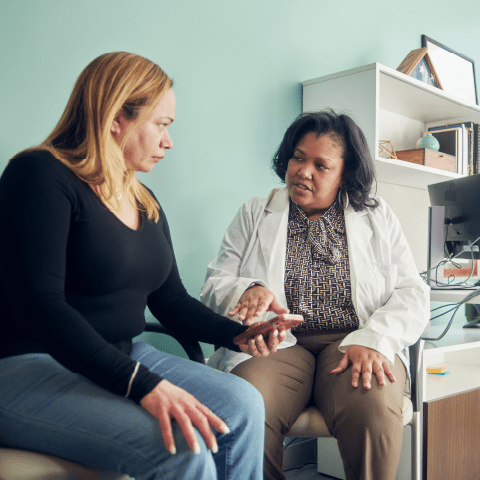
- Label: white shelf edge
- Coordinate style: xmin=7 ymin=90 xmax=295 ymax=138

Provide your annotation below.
xmin=374 ymin=156 xmax=461 ymax=190
xmin=375 ymin=156 xmax=461 ymax=178
xmin=303 ymin=63 xmax=377 ymax=86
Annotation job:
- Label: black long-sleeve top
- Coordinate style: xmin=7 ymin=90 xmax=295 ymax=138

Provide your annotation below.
xmin=0 ymin=150 xmax=247 ymax=403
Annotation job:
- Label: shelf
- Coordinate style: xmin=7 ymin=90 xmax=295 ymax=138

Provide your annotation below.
xmin=378 ymin=64 xmax=480 ymax=124
xmin=374 ymin=156 xmax=461 ymax=189
xmin=303 ymin=63 xmax=480 ymax=190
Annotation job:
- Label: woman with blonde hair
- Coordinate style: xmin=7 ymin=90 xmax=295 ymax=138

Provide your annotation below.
xmin=0 ymin=52 xmax=283 ymax=480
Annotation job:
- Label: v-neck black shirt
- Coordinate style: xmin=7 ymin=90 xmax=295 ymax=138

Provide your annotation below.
xmin=0 ymin=151 xmax=246 ymax=402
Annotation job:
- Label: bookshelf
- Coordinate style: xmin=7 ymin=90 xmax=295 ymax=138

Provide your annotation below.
xmin=305 ymin=64 xmax=480 ymax=479
xmin=303 ymin=63 xmax=480 ymax=190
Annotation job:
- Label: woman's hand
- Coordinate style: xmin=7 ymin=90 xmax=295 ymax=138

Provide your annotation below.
xmin=228 ymin=286 xmax=289 ymax=326
xmin=140 ymin=380 xmax=230 ymax=455
xmin=331 ymin=345 xmax=396 ymax=389
xmin=238 ymin=328 xmax=287 ymax=356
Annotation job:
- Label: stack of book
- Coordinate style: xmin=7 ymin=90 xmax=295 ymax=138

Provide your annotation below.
xmin=427 ymin=121 xmax=480 ymax=175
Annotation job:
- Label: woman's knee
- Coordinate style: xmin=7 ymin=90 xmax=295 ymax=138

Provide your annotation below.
xmin=336 ymin=388 xmax=404 ymax=436
xmin=221 ymin=373 xmax=265 ymax=422
xmin=129 ymin=426 xmax=217 ymax=480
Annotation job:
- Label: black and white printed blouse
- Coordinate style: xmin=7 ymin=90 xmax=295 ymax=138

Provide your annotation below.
xmin=284 ymin=199 xmax=359 ymax=332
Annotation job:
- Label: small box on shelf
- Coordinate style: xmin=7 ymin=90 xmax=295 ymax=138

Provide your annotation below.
xmin=396 ymin=148 xmax=456 ymax=173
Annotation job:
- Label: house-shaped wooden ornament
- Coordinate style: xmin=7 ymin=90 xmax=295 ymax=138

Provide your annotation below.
xmin=397 ymin=47 xmax=443 ymax=90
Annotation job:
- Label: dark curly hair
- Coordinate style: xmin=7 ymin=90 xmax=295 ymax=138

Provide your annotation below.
xmin=272 ymin=110 xmax=378 ymax=212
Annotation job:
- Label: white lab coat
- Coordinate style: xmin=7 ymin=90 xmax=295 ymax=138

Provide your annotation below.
xmin=200 ymin=187 xmax=430 ymax=380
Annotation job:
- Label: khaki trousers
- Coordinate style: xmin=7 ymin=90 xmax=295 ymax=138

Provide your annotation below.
xmin=231 ymin=330 xmax=407 ymax=480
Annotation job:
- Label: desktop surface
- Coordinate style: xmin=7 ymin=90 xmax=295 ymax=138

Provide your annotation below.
xmin=422 ymin=323 xmax=480 ymax=350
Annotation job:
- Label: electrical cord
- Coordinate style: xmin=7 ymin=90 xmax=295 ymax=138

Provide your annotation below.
xmin=430 ymin=303 xmax=456 ymax=313
xmin=429 ymin=305 xmax=458 ymax=322
xmin=422 ymin=288 xmax=480 ymax=341
xmin=420 ymin=234 xmax=480 ymax=288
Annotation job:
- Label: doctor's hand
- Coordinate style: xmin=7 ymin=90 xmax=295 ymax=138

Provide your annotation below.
xmin=238 ymin=328 xmax=288 ymax=356
xmin=228 ymin=286 xmax=289 ymax=326
xmin=331 ymin=345 xmax=396 ymax=389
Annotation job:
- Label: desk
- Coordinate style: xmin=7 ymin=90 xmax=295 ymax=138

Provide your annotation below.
xmin=421 ymin=323 xmax=480 ymax=480
xmin=430 ymin=288 xmax=480 ymax=304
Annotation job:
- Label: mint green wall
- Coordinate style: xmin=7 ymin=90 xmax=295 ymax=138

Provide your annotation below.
xmin=1 ymin=0 xmax=479 ymax=356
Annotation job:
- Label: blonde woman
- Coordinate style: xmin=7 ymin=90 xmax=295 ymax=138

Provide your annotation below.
xmin=0 ymin=52 xmax=282 ymax=480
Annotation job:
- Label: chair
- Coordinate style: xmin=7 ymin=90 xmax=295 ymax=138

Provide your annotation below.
xmin=284 ymin=339 xmax=424 ymax=480
xmin=0 ymin=322 xmax=205 ymax=480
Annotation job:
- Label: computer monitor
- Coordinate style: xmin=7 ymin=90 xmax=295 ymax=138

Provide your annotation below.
xmin=427 ymin=175 xmax=480 ymax=287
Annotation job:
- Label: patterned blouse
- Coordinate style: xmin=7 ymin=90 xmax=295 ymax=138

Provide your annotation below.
xmin=284 ymin=200 xmax=359 ymax=332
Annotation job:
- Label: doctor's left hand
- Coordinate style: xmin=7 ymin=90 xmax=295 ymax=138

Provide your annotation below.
xmin=331 ymin=345 xmax=396 ymax=389
xmin=238 ymin=328 xmax=287 ymax=357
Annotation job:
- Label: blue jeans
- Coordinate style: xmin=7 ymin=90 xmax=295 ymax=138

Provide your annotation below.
xmin=0 ymin=342 xmax=265 ymax=480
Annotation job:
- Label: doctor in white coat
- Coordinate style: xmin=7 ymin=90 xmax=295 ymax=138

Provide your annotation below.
xmin=201 ymin=110 xmax=430 ymax=480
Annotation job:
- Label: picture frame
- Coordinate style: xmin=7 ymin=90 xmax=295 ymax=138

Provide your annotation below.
xmin=422 ymin=35 xmax=478 ymax=105
xmin=397 ymin=47 xmax=443 ymax=90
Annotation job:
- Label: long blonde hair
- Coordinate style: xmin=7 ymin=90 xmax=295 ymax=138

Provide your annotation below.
xmin=20 ymin=52 xmax=172 ymax=221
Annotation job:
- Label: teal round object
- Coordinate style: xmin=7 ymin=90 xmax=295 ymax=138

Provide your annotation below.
xmin=417 ymin=133 xmax=440 ymax=151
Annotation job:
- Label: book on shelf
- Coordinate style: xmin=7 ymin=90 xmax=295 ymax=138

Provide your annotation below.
xmin=428 ymin=122 xmax=479 ymax=175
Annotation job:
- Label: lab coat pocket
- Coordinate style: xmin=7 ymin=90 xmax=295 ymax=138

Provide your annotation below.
xmin=372 ymin=263 xmax=397 ymax=309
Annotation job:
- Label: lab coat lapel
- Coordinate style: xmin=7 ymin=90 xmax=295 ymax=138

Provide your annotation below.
xmin=257 ymin=188 xmax=290 ymax=309
xmin=344 ymin=207 xmax=374 ymax=321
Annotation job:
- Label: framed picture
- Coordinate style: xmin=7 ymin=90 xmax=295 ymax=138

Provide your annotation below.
xmin=397 ymin=47 xmax=443 ymax=89
xmin=422 ymin=35 xmax=478 ymax=105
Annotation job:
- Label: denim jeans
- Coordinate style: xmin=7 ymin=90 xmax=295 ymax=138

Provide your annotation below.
xmin=0 ymin=342 xmax=265 ymax=480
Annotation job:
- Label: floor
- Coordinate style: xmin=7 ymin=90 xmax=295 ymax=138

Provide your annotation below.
xmin=285 ymin=463 xmax=334 ymax=479
xmin=283 ymin=438 xmax=339 ymax=480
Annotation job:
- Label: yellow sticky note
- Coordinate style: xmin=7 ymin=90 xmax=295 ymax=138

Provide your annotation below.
xmin=426 ymin=365 xmax=447 ymax=373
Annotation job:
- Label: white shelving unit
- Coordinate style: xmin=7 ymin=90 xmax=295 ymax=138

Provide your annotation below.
xmin=305 ymin=63 xmax=480 ymax=479
xmin=303 ymin=63 xmax=480 ymax=190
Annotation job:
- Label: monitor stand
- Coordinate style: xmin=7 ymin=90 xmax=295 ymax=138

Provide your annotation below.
xmin=427 ymin=206 xmax=446 ymax=288
xmin=464 ymin=304 xmax=480 ymax=328
xmin=463 ymin=319 xmax=480 ymax=328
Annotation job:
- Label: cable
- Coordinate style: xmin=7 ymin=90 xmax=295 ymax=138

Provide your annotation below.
xmin=420 ymin=234 xmax=480 ymax=288
xmin=429 ymin=305 xmax=458 ymax=322
xmin=430 ymin=303 xmax=456 ymax=313
xmin=422 ymin=288 xmax=480 ymax=341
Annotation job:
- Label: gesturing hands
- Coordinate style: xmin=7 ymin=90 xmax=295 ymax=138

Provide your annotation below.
xmin=229 ymin=286 xmax=289 ymax=326
xmin=229 ymin=285 xmax=288 ymax=357
xmin=331 ymin=345 xmax=396 ymax=389
xmin=140 ymin=379 xmax=230 ymax=456
xmin=237 ymin=328 xmax=287 ymax=356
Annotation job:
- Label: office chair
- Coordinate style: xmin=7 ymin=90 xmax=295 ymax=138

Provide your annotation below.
xmin=0 ymin=322 xmax=205 ymax=480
